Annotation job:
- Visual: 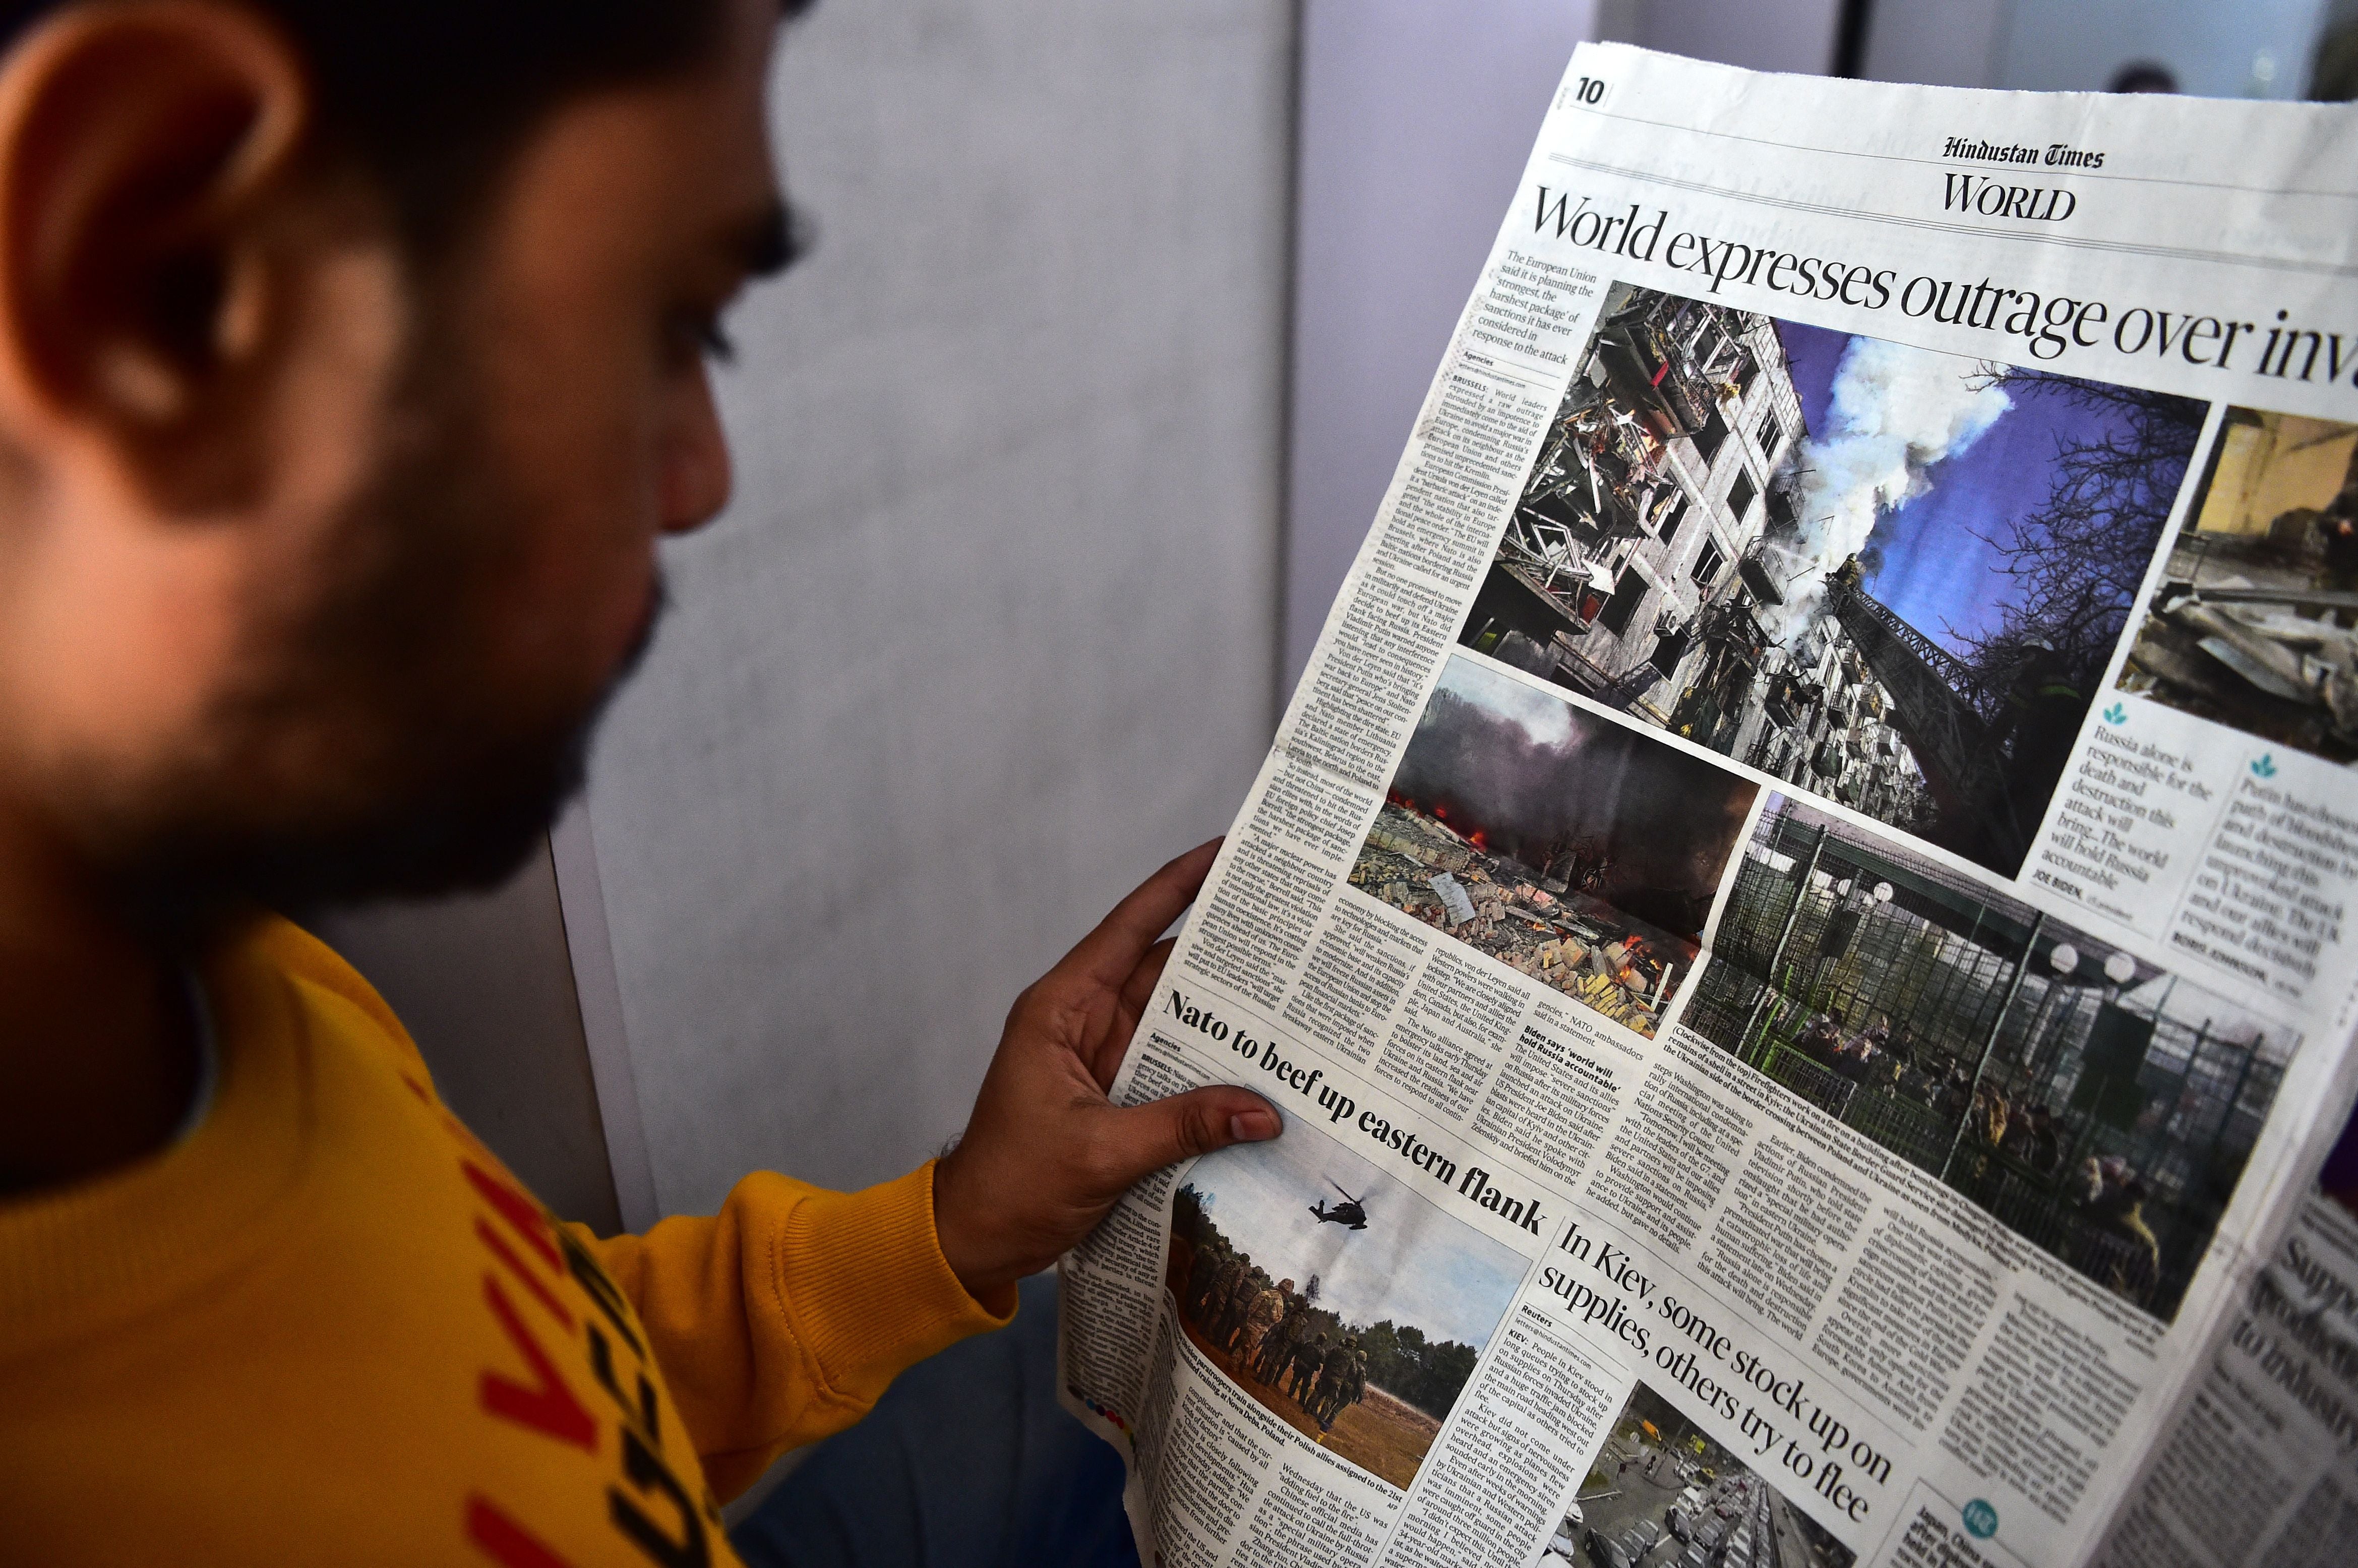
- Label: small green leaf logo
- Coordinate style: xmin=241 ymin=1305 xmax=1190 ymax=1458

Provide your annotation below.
xmin=2253 ymin=755 xmax=2279 ymax=779
xmin=2102 ymin=703 xmax=2127 ymax=725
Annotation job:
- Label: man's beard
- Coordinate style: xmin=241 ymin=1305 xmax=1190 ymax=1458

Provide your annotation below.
xmin=92 ymin=328 xmax=661 ymax=941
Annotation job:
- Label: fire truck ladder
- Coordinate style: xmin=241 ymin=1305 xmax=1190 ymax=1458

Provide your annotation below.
xmin=1822 ymin=559 xmax=2024 ymax=855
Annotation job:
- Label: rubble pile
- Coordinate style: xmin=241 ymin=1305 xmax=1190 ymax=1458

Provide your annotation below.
xmin=1349 ymin=803 xmax=1677 ymax=1036
xmin=2125 ymin=581 xmax=2358 ymax=759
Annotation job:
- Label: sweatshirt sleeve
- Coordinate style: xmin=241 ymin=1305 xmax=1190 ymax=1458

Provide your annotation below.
xmin=570 ymin=1162 xmax=1016 ymax=1501
xmin=264 ymin=917 xmax=1008 ymax=1500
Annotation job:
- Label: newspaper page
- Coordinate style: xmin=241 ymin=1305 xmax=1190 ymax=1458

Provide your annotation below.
xmin=1056 ymin=43 xmax=2358 ymax=1568
xmin=2090 ymin=1107 xmax=2358 ymax=1568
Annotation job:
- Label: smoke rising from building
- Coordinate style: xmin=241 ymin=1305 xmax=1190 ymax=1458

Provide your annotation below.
xmin=1767 ymin=335 xmax=2013 ymax=633
xmin=1389 ymin=664 xmax=1756 ymax=940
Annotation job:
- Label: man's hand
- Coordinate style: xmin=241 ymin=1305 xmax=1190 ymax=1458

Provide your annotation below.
xmin=932 ymin=840 xmax=1280 ymax=1301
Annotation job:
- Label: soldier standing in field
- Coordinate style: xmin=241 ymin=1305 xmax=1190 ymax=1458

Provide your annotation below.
xmin=1239 ymin=1275 xmax=1286 ymax=1369
xmin=1197 ymin=1247 xmax=1238 ymax=1320
xmin=1341 ymin=1342 xmax=1371 ymax=1429
xmin=1288 ymin=1331 xmax=1331 ymax=1407
xmin=1253 ymin=1280 xmax=1307 ymax=1383
xmin=1181 ymin=1244 xmax=1213 ymax=1318
xmin=1206 ymin=1261 xmax=1240 ymax=1344
xmin=1193 ymin=1250 xmax=1243 ymax=1333
xmin=1314 ymin=1336 xmax=1363 ymax=1435
xmin=1219 ymin=1267 xmax=1267 ymax=1353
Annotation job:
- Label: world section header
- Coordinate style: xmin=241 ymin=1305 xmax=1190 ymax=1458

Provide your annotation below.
xmin=1529 ymin=185 xmax=2356 ymax=389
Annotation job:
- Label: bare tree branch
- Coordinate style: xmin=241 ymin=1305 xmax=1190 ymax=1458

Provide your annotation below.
xmin=1952 ymin=368 xmax=2204 ymax=711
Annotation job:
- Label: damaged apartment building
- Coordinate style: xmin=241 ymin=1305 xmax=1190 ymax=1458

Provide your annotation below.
xmin=1462 ymin=284 xmax=1806 ymax=719
xmin=1461 ymin=285 xmax=1936 ymax=836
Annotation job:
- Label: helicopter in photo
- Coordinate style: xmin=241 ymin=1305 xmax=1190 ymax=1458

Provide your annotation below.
xmin=1309 ymin=1179 xmax=1370 ymax=1231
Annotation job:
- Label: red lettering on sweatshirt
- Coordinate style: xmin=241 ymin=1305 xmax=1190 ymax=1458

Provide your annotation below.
xmin=466 ymin=1495 xmax=579 ymax=1568
xmin=478 ymin=1219 xmax=576 ymax=1331
xmin=479 ymin=1276 xmax=595 ymax=1453
xmin=466 ymin=1160 xmax=563 ymax=1273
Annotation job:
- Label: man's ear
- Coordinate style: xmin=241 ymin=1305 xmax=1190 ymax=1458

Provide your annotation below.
xmin=0 ymin=2 xmax=313 ymax=507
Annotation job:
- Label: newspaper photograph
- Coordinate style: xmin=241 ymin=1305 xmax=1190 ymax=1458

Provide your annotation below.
xmin=1058 ymin=41 xmax=2358 ymax=1568
xmin=1167 ymin=1117 xmax=1525 ymax=1487
xmin=1684 ymin=792 xmax=2300 ymax=1325
xmin=1561 ymin=1379 xmax=1858 ymax=1568
xmin=2118 ymin=407 xmax=2358 ymax=763
xmin=1350 ymin=652 xmax=1759 ymax=1038
xmin=1461 ymin=282 xmax=2207 ymax=882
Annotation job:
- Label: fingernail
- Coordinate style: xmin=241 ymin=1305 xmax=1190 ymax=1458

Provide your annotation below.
xmin=1230 ymin=1111 xmax=1279 ymax=1142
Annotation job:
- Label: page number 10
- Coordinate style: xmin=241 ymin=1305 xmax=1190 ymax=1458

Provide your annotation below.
xmin=1573 ymin=76 xmax=1607 ymax=105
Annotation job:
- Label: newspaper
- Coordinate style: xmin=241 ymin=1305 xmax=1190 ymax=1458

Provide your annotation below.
xmin=2091 ymin=1159 xmax=2358 ymax=1568
xmin=1057 ymin=43 xmax=2358 ymax=1568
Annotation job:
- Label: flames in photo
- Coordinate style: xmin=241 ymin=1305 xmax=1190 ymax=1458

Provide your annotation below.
xmin=1164 ymin=1116 xmax=1527 ymax=1490
xmin=1351 ymin=655 xmax=1757 ymax=1038
xmin=1460 ymin=281 xmax=2205 ymax=879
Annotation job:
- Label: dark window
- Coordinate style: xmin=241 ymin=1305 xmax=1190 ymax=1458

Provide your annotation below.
xmin=1756 ymin=407 xmax=1784 ymax=459
xmin=1725 ymin=469 xmax=1758 ymax=524
xmin=1650 ymin=491 xmax=1685 ymax=538
xmin=1651 ymin=629 xmax=1690 ymax=677
xmin=1597 ymin=568 xmax=1650 ymax=635
xmin=1691 ymin=539 xmax=1726 ymax=587
xmin=1693 ymin=401 xmax=1730 ymax=464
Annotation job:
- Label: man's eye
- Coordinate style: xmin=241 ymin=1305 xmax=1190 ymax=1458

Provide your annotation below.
xmin=699 ymin=318 xmax=738 ymax=365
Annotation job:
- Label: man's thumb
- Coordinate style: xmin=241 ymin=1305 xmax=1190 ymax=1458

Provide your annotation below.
xmin=1100 ymin=1088 xmax=1281 ymax=1184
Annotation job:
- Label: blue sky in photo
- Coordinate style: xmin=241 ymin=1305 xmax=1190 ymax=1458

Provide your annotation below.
xmin=1773 ymin=319 xmax=2151 ymax=658
xmin=1181 ymin=1109 xmax=1528 ymax=1351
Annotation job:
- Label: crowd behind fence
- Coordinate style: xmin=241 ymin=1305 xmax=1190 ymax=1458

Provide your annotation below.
xmin=1682 ymin=806 xmax=2292 ymax=1320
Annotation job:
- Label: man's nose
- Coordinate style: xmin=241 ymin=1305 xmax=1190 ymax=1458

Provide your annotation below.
xmin=660 ymin=369 xmax=733 ymax=534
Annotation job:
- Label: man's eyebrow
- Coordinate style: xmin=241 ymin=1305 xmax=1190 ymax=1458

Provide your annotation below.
xmin=737 ymin=200 xmax=810 ymax=279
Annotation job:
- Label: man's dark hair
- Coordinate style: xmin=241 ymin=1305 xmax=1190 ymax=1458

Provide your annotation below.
xmin=0 ymin=1 xmax=798 ymax=251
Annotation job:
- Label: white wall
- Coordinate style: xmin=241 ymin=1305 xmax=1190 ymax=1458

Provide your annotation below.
xmin=576 ymin=1 xmax=1296 ymax=1217
xmin=1283 ymin=0 xmax=1600 ymax=692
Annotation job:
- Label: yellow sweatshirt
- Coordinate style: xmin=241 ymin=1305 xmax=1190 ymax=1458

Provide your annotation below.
xmin=0 ymin=917 xmax=1013 ymax=1566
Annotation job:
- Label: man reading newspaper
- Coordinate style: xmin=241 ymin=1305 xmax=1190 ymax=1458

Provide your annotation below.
xmin=0 ymin=4 xmax=1279 ymax=1564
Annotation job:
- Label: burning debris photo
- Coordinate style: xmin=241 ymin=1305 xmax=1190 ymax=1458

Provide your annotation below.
xmin=1349 ymin=655 xmax=1758 ymax=1038
xmin=1459 ymin=282 xmax=2204 ymax=878
xmin=2118 ymin=408 xmax=2358 ymax=762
